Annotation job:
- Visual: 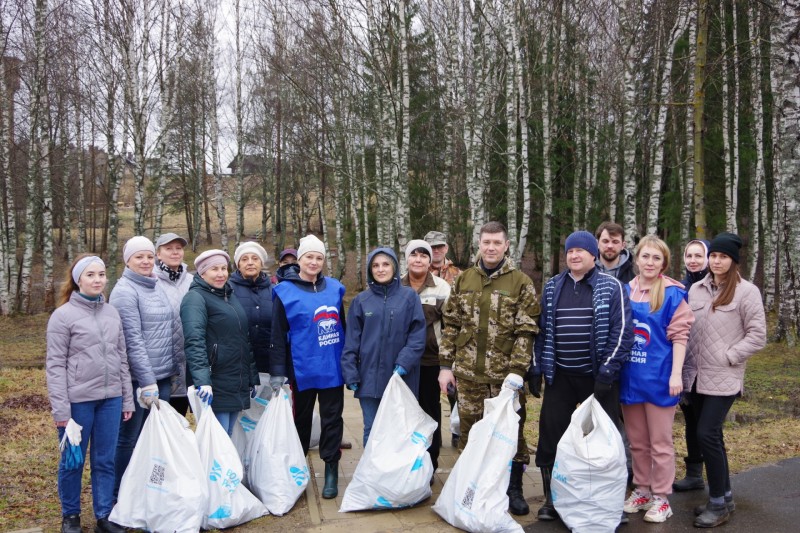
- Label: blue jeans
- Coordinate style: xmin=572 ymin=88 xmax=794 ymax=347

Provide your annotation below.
xmin=114 ymin=377 xmax=172 ymax=497
xmin=58 ymin=397 xmax=122 ymax=518
xmin=214 ymin=410 xmax=240 ymax=437
xmin=359 ymin=397 xmax=382 ymax=447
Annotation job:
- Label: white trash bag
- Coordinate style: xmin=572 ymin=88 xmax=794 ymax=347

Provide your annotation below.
xmin=110 ymin=400 xmax=208 ymax=532
xmin=432 ymin=374 xmax=524 ymax=533
xmin=450 ymin=401 xmax=460 ymax=437
xmin=231 ymin=374 xmax=273 ymax=482
xmin=193 ymin=401 xmax=268 ymax=528
xmin=551 ymin=394 xmax=627 ymax=533
xmin=340 ymin=373 xmax=437 ymax=512
xmin=245 ymin=385 xmax=310 ymax=515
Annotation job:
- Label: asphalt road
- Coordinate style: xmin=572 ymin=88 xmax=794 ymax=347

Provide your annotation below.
xmin=524 ymin=456 xmax=800 ymax=532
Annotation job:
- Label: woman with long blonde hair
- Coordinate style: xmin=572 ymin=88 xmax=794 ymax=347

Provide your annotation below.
xmin=621 ymin=235 xmax=694 ymax=523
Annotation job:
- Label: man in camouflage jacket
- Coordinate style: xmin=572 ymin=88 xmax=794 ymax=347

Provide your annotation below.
xmin=438 ymin=221 xmax=540 ymax=516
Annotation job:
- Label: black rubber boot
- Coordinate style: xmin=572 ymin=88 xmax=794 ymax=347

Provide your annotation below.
xmin=507 ymin=462 xmax=530 ymax=516
xmin=537 ymin=467 xmax=558 ymax=521
xmin=694 ymin=496 xmax=735 ymax=516
xmin=674 ymin=460 xmax=705 ymax=492
xmin=95 ymin=517 xmax=126 ymax=533
xmin=61 ymin=515 xmax=81 ymax=533
xmin=322 ymin=461 xmax=339 ymax=499
xmin=694 ymin=501 xmax=730 ymax=528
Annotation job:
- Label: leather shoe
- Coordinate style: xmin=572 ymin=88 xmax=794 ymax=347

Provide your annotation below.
xmin=61 ymin=515 xmax=81 ymax=533
xmin=95 ymin=517 xmax=126 ymax=533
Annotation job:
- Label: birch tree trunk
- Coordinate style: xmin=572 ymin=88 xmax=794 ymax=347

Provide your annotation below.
xmin=505 ymin=0 xmax=518 ymax=258
xmin=41 ymin=92 xmax=54 ymax=310
xmin=154 ymin=0 xmax=175 ymax=238
xmin=647 ymin=1 xmax=689 ymax=235
xmin=680 ymin=6 xmax=696 ymax=243
xmin=747 ymin=3 xmax=765 ymax=280
xmin=541 ymin=22 xmax=554 ymax=280
xmin=466 ymin=0 xmax=487 ymax=257
xmin=730 ymin=0 xmax=740 ymax=234
xmin=104 ymin=0 xmax=122 ymax=284
xmin=621 ymin=0 xmax=640 ymax=244
xmin=774 ymin=0 xmax=800 ymax=343
xmin=396 ymin=0 xmax=411 ymax=262
xmin=693 ymin=0 xmax=710 ymax=239
xmin=207 ymin=28 xmax=228 ymax=253
xmin=19 ymin=0 xmax=49 ymax=312
xmin=513 ymin=4 xmax=531 ymax=263
xmin=0 ymin=15 xmax=17 ymax=313
xmin=234 ymin=0 xmax=245 ymax=241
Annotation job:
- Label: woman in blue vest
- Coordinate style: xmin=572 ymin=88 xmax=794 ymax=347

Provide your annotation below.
xmin=341 ymin=247 xmax=426 ymax=447
xmin=621 ymin=235 xmax=694 ymax=523
xmin=269 ymin=234 xmax=346 ymax=500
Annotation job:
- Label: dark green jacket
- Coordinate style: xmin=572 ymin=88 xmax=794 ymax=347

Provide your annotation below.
xmin=180 ymin=276 xmax=258 ymax=412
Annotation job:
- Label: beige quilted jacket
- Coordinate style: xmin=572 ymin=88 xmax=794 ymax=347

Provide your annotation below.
xmin=683 ymin=274 xmax=766 ymax=396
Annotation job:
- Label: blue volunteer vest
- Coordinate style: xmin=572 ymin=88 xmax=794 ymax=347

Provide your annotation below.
xmin=274 ymin=278 xmax=346 ymax=391
xmin=620 ymin=285 xmax=686 ymax=407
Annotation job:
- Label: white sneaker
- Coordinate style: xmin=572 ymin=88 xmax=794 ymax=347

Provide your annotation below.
xmin=623 ymin=489 xmax=653 ymax=513
xmin=643 ymin=496 xmax=674 ymax=522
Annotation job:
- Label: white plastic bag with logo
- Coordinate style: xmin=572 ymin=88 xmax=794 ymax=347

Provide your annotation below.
xmin=245 ymin=385 xmax=310 ymax=515
xmin=551 ymin=394 xmax=626 ymax=533
xmin=339 ymin=373 xmax=437 ymax=512
xmin=432 ymin=374 xmax=524 ymax=533
xmin=193 ymin=402 xmax=268 ymax=528
xmin=110 ymin=400 xmax=208 ymax=532
xmin=230 ymin=374 xmax=273 ymax=482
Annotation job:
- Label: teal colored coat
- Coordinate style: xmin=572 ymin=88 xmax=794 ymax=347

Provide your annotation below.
xmin=180 ymin=276 xmax=259 ymax=412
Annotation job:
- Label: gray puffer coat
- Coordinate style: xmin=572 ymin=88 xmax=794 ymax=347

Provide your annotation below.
xmin=110 ymin=267 xmax=184 ymax=386
xmin=46 ymin=292 xmax=135 ymax=422
xmin=155 ymin=263 xmax=194 ymax=396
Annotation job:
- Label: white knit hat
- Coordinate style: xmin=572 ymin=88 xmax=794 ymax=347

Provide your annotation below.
xmin=405 ymin=239 xmax=432 ymax=261
xmin=234 ymin=241 xmax=268 ymax=267
xmin=297 ymin=234 xmax=326 ymax=259
xmin=123 ymin=236 xmax=156 ymax=264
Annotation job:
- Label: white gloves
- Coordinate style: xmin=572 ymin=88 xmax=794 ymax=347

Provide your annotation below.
xmin=137 ymin=384 xmax=159 ymax=409
xmin=196 ymin=385 xmax=213 ymax=404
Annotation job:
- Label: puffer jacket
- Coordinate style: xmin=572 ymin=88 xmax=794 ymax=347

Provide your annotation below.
xmin=181 ymin=276 xmax=259 ymax=412
xmin=46 ymin=292 xmax=135 ymax=422
xmin=341 ymin=247 xmax=426 ymax=398
xmin=229 ymin=271 xmax=273 ymax=373
xmin=110 ymin=267 xmax=183 ymax=386
xmin=155 ymin=263 xmax=193 ymax=396
xmin=441 ymin=257 xmax=539 ymax=383
xmin=683 ymin=274 xmax=766 ymax=396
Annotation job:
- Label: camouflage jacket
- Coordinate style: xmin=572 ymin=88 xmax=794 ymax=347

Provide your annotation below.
xmin=429 ymin=258 xmax=462 ymax=286
xmin=439 ymin=258 xmax=540 ymax=383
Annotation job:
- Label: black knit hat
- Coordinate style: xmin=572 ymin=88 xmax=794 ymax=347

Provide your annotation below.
xmin=708 ymin=232 xmax=742 ymax=263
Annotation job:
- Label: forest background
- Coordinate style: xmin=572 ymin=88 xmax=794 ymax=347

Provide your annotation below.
xmin=1 ymin=0 xmax=800 ymax=342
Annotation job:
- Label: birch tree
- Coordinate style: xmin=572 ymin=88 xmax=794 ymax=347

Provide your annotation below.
xmin=620 ymin=0 xmax=641 ymax=244
xmin=693 ymin=0 xmax=710 ymax=239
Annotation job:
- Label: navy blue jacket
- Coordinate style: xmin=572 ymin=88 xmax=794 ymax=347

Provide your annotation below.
xmin=341 ymin=247 xmax=426 ymax=398
xmin=529 ymin=267 xmax=633 ymax=385
xmin=229 ymin=271 xmax=273 ymax=373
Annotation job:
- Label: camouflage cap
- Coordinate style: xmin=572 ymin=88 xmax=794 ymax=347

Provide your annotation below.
xmin=424 ymin=230 xmax=448 ymax=246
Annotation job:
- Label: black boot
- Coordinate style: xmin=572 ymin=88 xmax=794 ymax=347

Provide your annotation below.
xmin=694 ymin=501 xmax=730 ymax=528
xmin=95 ymin=517 xmax=126 ymax=533
xmin=674 ymin=460 xmax=705 ymax=492
xmin=61 ymin=514 xmax=81 ymax=533
xmin=322 ymin=461 xmax=339 ymax=499
xmin=694 ymin=496 xmax=735 ymax=516
xmin=537 ymin=467 xmax=558 ymax=521
xmin=506 ymin=462 xmax=530 ymax=515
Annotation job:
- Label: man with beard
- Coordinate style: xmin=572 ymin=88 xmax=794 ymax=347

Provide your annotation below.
xmin=595 ymin=221 xmax=635 ymax=283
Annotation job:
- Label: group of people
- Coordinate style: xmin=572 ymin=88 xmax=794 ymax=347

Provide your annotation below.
xmin=45 ymin=220 xmax=766 ymax=532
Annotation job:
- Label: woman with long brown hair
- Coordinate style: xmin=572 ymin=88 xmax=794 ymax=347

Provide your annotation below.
xmin=46 ymin=254 xmax=134 ymax=533
xmin=683 ymin=233 xmax=766 ymax=528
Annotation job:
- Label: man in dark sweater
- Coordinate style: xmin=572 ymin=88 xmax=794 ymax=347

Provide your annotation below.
xmin=528 ymin=230 xmax=633 ymax=522
xmin=595 ymin=221 xmax=635 ymax=283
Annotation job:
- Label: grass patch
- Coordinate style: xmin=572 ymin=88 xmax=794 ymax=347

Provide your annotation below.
xmin=0 ymin=314 xmax=49 ymax=367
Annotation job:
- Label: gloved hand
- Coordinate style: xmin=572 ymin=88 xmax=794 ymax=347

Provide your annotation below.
xmin=528 ymin=374 xmax=542 ymax=398
xmin=270 ymin=375 xmax=285 ymax=395
xmin=250 ymin=386 xmax=258 ymax=399
xmin=502 ymin=374 xmax=524 ymax=391
xmin=593 ymin=380 xmax=614 ymax=402
xmin=196 ymin=385 xmax=213 ymax=404
xmin=59 ymin=418 xmax=84 ymax=471
xmin=137 ymin=384 xmax=159 ymax=409
xmin=393 ymin=364 xmax=407 ymax=376
xmin=347 ymin=383 xmax=359 ymax=391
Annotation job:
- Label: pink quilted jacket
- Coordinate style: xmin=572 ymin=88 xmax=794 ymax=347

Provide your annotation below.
xmin=683 ymin=274 xmax=766 ymax=396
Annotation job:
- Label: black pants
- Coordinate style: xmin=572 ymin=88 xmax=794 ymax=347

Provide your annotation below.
xmin=692 ymin=391 xmax=736 ymax=498
xmin=417 ymin=365 xmax=442 ymax=470
xmin=292 ymin=384 xmax=344 ymax=464
xmin=679 ymin=399 xmax=704 ymax=464
xmin=535 ymin=373 xmax=621 ymax=468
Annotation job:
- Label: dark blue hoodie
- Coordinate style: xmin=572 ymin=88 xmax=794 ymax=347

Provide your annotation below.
xmin=341 ymin=247 xmax=426 ymax=398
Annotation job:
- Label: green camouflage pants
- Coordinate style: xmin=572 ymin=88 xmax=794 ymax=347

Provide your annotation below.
xmin=456 ymin=378 xmax=530 ymax=464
